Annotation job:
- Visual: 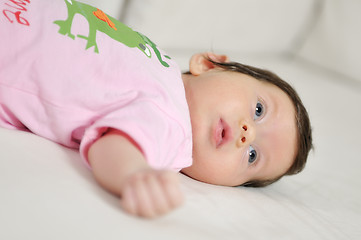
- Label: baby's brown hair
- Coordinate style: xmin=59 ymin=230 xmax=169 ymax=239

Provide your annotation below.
xmin=207 ymin=59 xmax=313 ymax=187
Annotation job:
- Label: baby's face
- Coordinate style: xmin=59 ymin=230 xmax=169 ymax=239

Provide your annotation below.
xmin=181 ymin=70 xmax=297 ymax=186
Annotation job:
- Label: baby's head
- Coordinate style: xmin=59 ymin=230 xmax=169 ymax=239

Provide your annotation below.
xmin=181 ymin=53 xmax=312 ymax=187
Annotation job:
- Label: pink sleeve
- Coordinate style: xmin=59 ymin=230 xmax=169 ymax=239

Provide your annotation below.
xmin=79 ymin=101 xmax=192 ymax=171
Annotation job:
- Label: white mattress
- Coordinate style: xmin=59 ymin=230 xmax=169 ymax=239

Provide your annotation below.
xmin=1 ymin=56 xmax=360 ymax=240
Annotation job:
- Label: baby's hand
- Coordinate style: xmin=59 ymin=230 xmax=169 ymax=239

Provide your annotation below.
xmin=120 ymin=169 xmax=184 ymax=218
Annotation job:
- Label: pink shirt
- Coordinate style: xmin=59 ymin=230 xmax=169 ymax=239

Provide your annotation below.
xmin=0 ymin=0 xmax=192 ymax=171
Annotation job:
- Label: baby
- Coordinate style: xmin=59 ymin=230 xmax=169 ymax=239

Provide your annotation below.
xmin=0 ymin=0 xmax=312 ymax=218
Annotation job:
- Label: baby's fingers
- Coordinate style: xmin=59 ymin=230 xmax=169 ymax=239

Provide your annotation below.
xmin=121 ymin=183 xmax=138 ymax=216
xmin=143 ymin=173 xmax=172 ymax=216
xmin=134 ymin=172 xmax=182 ymax=218
xmin=120 ymin=174 xmax=154 ymax=217
xmin=158 ymin=171 xmax=184 ymax=208
xmin=120 ymin=170 xmax=184 ymax=218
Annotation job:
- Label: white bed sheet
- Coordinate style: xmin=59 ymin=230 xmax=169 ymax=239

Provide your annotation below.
xmin=1 ymin=57 xmax=360 ymax=240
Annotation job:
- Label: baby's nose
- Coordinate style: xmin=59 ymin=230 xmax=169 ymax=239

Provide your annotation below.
xmin=236 ymin=121 xmax=256 ymax=148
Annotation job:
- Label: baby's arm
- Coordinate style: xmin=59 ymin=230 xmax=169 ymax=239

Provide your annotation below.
xmin=88 ymin=129 xmax=184 ymax=218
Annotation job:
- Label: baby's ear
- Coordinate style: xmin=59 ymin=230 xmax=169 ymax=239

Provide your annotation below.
xmin=189 ymin=52 xmax=229 ymax=76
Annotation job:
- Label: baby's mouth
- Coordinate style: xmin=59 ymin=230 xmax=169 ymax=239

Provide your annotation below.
xmin=214 ymin=119 xmax=232 ymax=148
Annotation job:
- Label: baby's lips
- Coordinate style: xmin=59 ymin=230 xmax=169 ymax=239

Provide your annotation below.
xmin=214 ymin=119 xmax=233 ymax=148
xmin=222 ymin=120 xmax=233 ymax=146
xmin=215 ymin=119 xmax=223 ymax=147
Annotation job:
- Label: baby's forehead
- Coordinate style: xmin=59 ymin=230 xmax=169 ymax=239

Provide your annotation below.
xmin=227 ymin=71 xmax=281 ymax=90
xmin=217 ymin=70 xmax=295 ymax=107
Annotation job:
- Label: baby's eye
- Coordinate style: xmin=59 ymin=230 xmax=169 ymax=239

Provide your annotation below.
xmin=248 ymin=146 xmax=257 ymax=164
xmin=254 ymin=101 xmax=264 ymax=120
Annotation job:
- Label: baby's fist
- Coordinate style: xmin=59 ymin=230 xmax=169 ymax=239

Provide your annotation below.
xmin=120 ymin=169 xmax=184 ymax=218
